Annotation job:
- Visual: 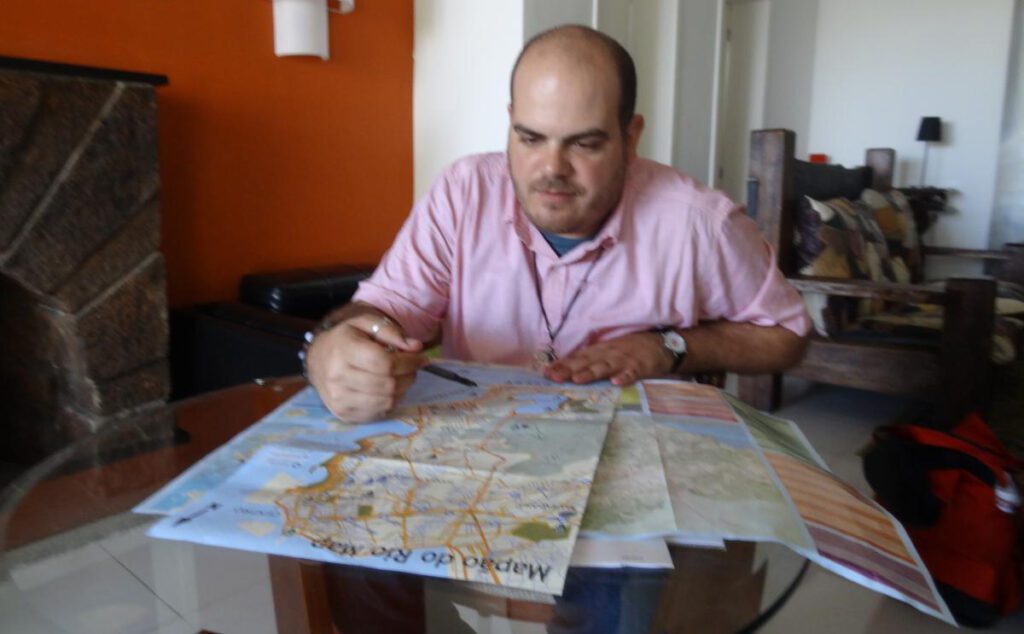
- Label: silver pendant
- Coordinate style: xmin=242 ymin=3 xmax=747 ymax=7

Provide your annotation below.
xmin=534 ymin=350 xmax=555 ymax=366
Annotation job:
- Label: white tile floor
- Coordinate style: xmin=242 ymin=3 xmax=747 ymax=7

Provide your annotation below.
xmin=2 ymin=529 xmax=277 ymax=634
xmin=1 ymin=383 xmax=1021 ymax=633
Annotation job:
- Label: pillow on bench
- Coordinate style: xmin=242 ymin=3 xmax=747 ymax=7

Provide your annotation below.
xmin=860 ymin=188 xmax=921 ymax=281
xmin=795 ymin=194 xmax=910 ymax=335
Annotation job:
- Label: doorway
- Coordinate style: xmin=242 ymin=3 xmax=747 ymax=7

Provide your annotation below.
xmin=714 ymin=0 xmax=769 ymax=202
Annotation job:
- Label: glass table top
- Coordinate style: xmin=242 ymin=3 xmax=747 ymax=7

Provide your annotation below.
xmin=0 ymin=377 xmax=807 ymax=633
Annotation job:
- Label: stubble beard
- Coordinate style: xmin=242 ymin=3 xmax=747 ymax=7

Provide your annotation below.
xmin=509 ymin=158 xmax=627 ymax=238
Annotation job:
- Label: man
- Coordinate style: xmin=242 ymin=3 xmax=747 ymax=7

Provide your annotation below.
xmin=306 ymin=25 xmax=809 ymax=423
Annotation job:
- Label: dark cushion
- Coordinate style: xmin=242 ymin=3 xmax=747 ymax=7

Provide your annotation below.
xmin=169 ymin=304 xmax=313 ymax=398
xmin=793 ymin=160 xmax=872 ymax=202
xmin=240 ymin=264 xmax=374 ymax=319
xmin=794 ymin=196 xmax=855 ymax=277
xmin=795 ymin=195 xmax=900 ymax=336
xmin=861 ymin=189 xmax=920 ymax=282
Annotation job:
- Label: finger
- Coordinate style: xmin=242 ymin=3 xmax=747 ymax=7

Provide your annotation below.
xmin=331 ymin=392 xmax=396 ymax=421
xmin=354 ymin=347 xmax=428 ymax=377
xmin=394 ymin=372 xmax=417 ymax=399
xmin=337 ymin=365 xmax=404 ymax=396
xmin=322 ymin=398 xmax=383 ymax=424
xmin=544 ymin=362 xmax=571 ymax=382
xmin=351 ymin=313 xmax=423 ymax=352
xmin=570 ymin=359 xmax=615 ymax=384
xmin=544 ymin=357 xmax=590 ymax=382
xmin=323 ymin=385 xmax=402 ymax=423
xmin=610 ymin=367 xmax=639 ymax=387
xmin=340 ymin=364 xmax=420 ymax=399
xmin=340 ymin=331 xmax=427 ymax=376
xmin=339 ymin=373 xmax=416 ymax=416
xmin=545 ymin=349 xmax=599 ymax=381
xmin=333 ymin=407 xmax=384 ymax=424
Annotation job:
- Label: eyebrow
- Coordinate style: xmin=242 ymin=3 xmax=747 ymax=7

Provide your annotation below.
xmin=512 ymin=124 xmax=610 ymax=144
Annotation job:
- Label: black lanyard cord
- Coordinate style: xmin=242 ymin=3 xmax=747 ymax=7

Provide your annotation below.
xmin=528 ymin=247 xmax=605 ymax=360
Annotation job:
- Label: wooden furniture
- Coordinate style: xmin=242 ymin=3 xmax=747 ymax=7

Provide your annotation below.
xmin=738 ymin=129 xmax=1024 ymax=427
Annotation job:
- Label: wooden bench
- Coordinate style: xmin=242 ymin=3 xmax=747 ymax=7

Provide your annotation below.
xmin=737 ymin=129 xmax=1024 ymax=427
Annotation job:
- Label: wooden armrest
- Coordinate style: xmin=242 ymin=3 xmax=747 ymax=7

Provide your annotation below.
xmin=788 ymin=276 xmax=947 ymax=304
xmin=923 ymin=246 xmax=1014 ymax=261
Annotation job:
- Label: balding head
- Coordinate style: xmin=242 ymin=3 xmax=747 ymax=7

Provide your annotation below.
xmin=510 ymin=25 xmax=637 ymax=133
xmin=505 ymin=26 xmax=644 ymax=239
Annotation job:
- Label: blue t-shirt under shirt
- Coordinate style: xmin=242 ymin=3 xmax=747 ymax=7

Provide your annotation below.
xmin=541 ymin=230 xmax=590 ymax=257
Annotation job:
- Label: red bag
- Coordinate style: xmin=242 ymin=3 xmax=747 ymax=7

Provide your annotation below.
xmin=864 ymin=413 xmax=1024 ymax=627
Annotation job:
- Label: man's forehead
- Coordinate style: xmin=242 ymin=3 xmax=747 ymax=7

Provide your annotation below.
xmin=514 ymin=44 xmax=614 ymax=89
xmin=510 ymin=95 xmax=617 ymax=136
xmin=512 ymin=46 xmax=620 ymax=121
xmin=510 ymin=70 xmax=619 ymax=136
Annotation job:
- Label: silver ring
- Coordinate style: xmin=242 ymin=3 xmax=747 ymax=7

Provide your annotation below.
xmin=369 ymin=316 xmax=392 ymax=337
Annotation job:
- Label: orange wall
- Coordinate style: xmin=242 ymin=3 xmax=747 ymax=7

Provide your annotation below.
xmin=1 ymin=0 xmax=413 ymax=306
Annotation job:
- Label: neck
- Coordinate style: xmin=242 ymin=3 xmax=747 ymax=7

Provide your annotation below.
xmin=541 ymin=205 xmax=617 ymax=239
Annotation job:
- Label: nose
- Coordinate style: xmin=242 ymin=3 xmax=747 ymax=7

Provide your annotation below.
xmin=541 ymin=143 xmax=571 ymax=179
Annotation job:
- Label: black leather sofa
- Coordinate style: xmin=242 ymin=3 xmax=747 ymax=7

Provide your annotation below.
xmin=170 ymin=265 xmax=373 ymax=398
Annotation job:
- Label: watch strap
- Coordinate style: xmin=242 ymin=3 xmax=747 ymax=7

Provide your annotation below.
xmin=299 ymin=312 xmax=347 ymax=378
xmin=654 ymin=327 xmax=687 ymax=374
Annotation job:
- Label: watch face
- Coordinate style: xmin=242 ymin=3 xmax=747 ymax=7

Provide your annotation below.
xmin=663 ymin=330 xmax=687 ymax=354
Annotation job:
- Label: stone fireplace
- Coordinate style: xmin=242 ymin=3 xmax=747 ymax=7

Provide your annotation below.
xmin=0 ymin=58 xmax=170 ymax=465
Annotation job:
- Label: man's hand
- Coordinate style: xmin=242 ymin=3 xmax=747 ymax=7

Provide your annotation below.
xmin=544 ymin=332 xmax=672 ymax=386
xmin=305 ymin=304 xmax=428 ymax=422
xmin=544 ymin=321 xmax=807 ymax=386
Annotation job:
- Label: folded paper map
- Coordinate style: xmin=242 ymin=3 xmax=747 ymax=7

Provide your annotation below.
xmin=138 ymin=362 xmax=954 ymax=622
xmin=143 ymin=362 xmax=618 ymax=594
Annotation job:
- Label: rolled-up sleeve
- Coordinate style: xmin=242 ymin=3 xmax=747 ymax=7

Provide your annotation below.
xmin=352 ymin=171 xmax=459 ymax=342
xmin=697 ymin=207 xmax=811 ymax=336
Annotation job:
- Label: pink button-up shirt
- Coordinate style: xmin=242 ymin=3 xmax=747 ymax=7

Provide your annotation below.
xmin=354 ymin=153 xmax=809 ymax=365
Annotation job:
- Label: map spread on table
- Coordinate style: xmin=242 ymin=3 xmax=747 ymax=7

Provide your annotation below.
xmin=143 ymin=363 xmax=616 ymax=594
xmin=138 ymin=361 xmax=954 ymax=622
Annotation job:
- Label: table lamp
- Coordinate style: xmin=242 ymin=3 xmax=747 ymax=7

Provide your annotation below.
xmin=916 ymin=116 xmax=942 ymax=186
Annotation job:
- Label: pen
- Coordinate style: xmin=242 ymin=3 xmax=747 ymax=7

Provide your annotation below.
xmin=422 ymin=364 xmax=478 ymax=387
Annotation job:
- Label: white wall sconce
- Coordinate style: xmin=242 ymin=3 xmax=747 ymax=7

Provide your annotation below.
xmin=273 ymin=0 xmax=355 ymax=61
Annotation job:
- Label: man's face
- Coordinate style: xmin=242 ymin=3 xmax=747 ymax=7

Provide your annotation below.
xmin=508 ymin=55 xmax=642 ymax=238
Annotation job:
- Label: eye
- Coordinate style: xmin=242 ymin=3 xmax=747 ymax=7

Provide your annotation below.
xmin=574 ymin=139 xmax=603 ymax=151
xmin=518 ymin=134 xmax=541 ymax=146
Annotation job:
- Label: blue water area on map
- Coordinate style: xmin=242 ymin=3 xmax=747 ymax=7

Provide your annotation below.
xmin=144 ymin=471 xmax=230 ymax=515
xmin=285 ymin=420 xmax=417 ymax=452
xmin=152 ymin=444 xmax=560 ymax=590
xmin=511 ymin=393 xmax=567 ymax=415
xmin=138 ymin=418 xmax=416 ymax=515
xmin=142 ymin=362 xmax=603 ymax=518
xmin=281 ymin=387 xmax=330 ymax=409
xmin=137 ymin=421 xmax=308 ymax=514
xmin=241 ymin=446 xmax=333 ymax=493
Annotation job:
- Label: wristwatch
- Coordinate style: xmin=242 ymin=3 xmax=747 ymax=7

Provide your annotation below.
xmin=655 ymin=327 xmax=687 ymax=373
xmin=298 ymin=312 xmax=347 ymax=378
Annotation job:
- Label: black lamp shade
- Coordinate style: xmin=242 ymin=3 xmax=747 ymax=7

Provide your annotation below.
xmin=917 ymin=117 xmax=942 ymax=142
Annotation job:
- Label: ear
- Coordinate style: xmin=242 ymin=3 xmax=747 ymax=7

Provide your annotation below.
xmin=625 ymin=114 xmax=645 ymax=160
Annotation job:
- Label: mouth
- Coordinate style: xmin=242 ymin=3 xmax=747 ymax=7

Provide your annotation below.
xmin=533 ymin=187 xmax=578 ymax=205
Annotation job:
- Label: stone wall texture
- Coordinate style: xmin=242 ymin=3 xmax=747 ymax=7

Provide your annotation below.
xmin=0 ymin=68 xmax=168 ymax=464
